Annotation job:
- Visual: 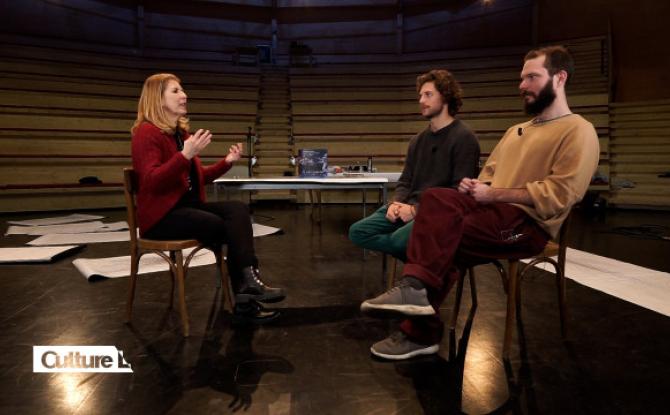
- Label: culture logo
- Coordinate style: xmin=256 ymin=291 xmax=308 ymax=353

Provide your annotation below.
xmin=33 ymin=346 xmax=133 ymax=373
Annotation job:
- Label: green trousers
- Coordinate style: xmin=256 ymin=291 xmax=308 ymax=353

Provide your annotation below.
xmin=348 ymin=205 xmax=414 ymax=261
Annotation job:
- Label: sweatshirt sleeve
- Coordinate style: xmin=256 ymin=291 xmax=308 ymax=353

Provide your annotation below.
xmin=525 ymin=122 xmax=600 ymax=220
xmin=478 ymin=149 xmax=497 ymax=184
xmin=393 ymin=135 xmax=418 ymax=203
xmin=478 ymin=127 xmax=513 ymax=184
xmin=449 ymin=130 xmax=481 ymax=187
xmin=132 ymin=125 xmax=190 ymax=195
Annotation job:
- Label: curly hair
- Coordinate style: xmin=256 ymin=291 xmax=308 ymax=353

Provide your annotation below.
xmin=416 ymin=69 xmax=463 ymax=116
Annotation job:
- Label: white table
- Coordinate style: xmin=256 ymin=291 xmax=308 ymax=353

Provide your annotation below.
xmin=213 ymin=176 xmax=391 ymax=217
xmin=213 ymin=175 xmax=397 ymax=280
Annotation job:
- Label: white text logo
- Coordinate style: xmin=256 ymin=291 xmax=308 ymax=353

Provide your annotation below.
xmin=33 ymin=346 xmax=133 ymax=373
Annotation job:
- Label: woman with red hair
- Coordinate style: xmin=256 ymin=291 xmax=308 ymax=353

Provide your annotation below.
xmin=131 ymin=73 xmax=285 ymax=324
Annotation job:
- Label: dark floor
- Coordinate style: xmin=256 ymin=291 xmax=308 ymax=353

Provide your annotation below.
xmin=1 ymin=203 xmax=669 ymax=415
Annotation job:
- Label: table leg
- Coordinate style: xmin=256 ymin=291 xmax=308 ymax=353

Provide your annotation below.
xmin=362 ymin=189 xmax=367 ymax=217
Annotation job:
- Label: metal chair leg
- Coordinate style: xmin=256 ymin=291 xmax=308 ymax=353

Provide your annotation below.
xmin=503 ymin=260 xmax=519 ymax=360
xmin=557 ymin=265 xmax=568 ymax=339
xmin=448 ymin=267 xmax=477 ymax=361
xmin=469 ymin=267 xmax=478 ymax=307
xmin=448 ymin=268 xmax=467 ymax=361
xmin=387 ymin=257 xmax=399 ymax=290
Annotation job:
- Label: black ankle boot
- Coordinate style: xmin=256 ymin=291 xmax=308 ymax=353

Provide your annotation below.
xmin=235 ymin=266 xmax=286 ymax=303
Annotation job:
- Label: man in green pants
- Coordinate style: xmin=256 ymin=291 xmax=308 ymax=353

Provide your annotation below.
xmin=348 ymin=69 xmax=480 ymax=261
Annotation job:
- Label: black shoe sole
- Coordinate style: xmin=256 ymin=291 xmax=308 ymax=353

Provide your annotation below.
xmin=235 ymin=293 xmax=286 ymax=304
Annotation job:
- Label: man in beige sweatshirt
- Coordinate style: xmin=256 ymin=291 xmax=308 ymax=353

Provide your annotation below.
xmin=360 ymin=45 xmax=600 ymax=360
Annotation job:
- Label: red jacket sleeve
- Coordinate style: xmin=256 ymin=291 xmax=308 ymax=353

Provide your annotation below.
xmin=132 ymin=123 xmax=191 ymax=195
xmin=202 ymin=159 xmax=233 ymax=184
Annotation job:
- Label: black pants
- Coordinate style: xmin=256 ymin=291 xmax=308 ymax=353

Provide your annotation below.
xmin=144 ymin=201 xmax=256 ymax=283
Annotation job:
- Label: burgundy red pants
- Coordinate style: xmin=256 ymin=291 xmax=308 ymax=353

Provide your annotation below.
xmin=399 ymin=188 xmax=550 ymax=345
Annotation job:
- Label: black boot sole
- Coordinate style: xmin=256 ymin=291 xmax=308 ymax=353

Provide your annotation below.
xmin=235 ymin=292 xmax=286 ymax=304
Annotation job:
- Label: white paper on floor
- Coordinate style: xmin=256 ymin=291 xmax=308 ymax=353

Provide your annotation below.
xmin=0 ymin=245 xmax=82 ymax=263
xmin=27 ymin=231 xmax=130 ymax=246
xmin=5 ymin=221 xmax=128 ymax=236
xmin=73 ymin=247 xmax=216 ymax=280
xmin=252 ymin=223 xmax=282 ymax=237
xmin=7 ymin=213 xmax=104 ymax=227
xmin=524 ymin=248 xmax=670 ymax=317
xmin=71 ymin=223 xmax=282 ymax=280
xmin=26 ymin=223 xmax=280 ymax=246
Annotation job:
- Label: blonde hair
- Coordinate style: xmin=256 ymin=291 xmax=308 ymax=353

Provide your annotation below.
xmin=131 ymin=73 xmax=189 ymax=135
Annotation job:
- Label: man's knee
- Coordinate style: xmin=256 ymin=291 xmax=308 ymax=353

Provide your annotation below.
xmin=420 ymin=187 xmax=457 ymax=204
xmin=348 ymin=219 xmax=365 ymax=243
xmin=418 ymin=188 xmax=466 ymax=214
xmin=388 ymin=237 xmax=408 ymax=259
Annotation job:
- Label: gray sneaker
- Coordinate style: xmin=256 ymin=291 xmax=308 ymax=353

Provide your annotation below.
xmin=371 ymin=331 xmax=439 ymax=360
xmin=360 ymin=279 xmax=435 ymax=316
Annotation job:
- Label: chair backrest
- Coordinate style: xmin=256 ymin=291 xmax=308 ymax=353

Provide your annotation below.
xmin=537 ymin=210 xmax=572 ymax=264
xmin=122 ymin=168 xmax=139 ymax=245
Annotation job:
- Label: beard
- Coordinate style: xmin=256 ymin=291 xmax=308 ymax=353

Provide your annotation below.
xmin=522 ymin=79 xmax=556 ymax=116
xmin=422 ymin=104 xmax=444 ymax=120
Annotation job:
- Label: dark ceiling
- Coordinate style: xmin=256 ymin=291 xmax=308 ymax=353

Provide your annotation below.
xmin=98 ymin=0 xmax=482 ymax=23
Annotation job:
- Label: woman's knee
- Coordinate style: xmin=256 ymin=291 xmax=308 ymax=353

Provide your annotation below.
xmin=205 ymin=200 xmax=250 ymax=221
xmin=225 ymin=200 xmax=250 ymax=216
xmin=189 ymin=214 xmax=227 ymax=244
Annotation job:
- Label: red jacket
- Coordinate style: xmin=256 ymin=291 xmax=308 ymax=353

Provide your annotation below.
xmin=131 ymin=122 xmax=232 ymax=235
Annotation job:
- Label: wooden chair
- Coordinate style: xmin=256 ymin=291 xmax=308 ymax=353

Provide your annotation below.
xmin=122 ymin=168 xmax=234 ymax=337
xmin=451 ymin=215 xmax=571 ymax=359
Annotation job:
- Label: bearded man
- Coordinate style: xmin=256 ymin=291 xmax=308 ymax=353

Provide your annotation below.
xmin=360 ymin=46 xmax=600 ymax=361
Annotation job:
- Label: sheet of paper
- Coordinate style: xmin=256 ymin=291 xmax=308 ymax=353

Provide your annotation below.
xmin=27 ymin=231 xmax=130 ymax=246
xmin=7 ymin=213 xmax=104 ymax=226
xmin=524 ymin=248 xmax=670 ymax=317
xmin=71 ymin=224 xmax=280 ymax=280
xmin=0 ymin=245 xmax=82 ymax=263
xmin=72 ymin=247 xmax=216 ymax=280
xmin=5 ymin=221 xmax=127 ymax=236
xmin=25 ymin=222 xmax=278 ymax=246
xmin=252 ymin=223 xmax=282 ymax=237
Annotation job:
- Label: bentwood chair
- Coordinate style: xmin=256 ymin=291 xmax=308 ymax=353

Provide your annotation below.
xmin=123 ymin=168 xmax=234 ymax=337
xmin=451 ymin=214 xmax=572 ymax=360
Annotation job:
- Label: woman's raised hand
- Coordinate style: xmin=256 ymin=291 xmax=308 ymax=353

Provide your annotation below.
xmin=225 ymin=142 xmax=244 ymax=163
xmin=181 ymin=129 xmax=211 ymax=160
